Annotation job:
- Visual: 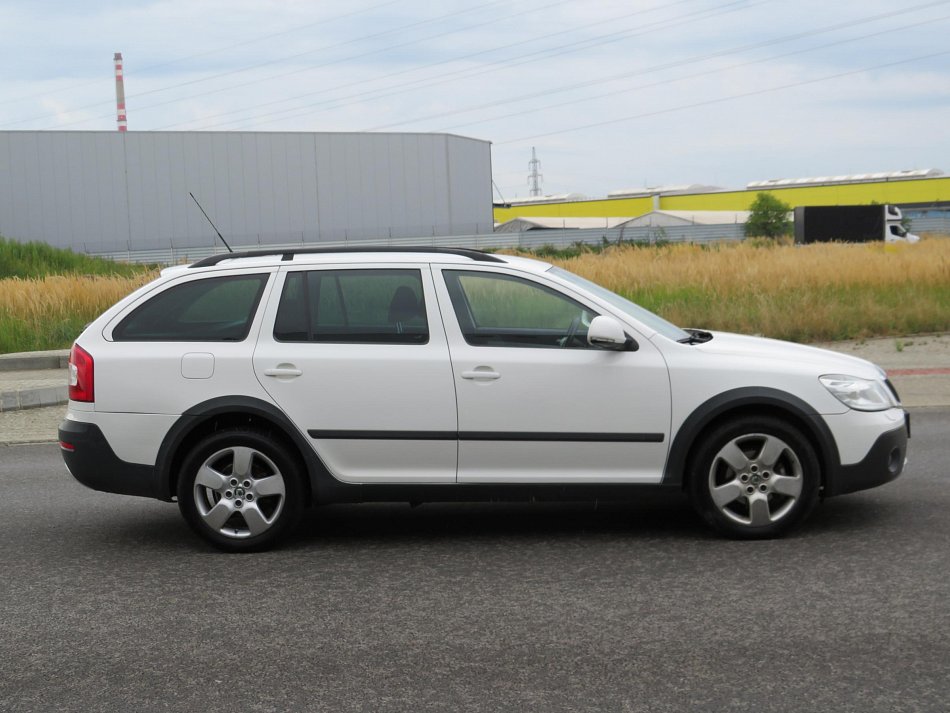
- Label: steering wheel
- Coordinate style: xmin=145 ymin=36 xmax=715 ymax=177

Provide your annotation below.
xmin=560 ymin=315 xmax=582 ymax=348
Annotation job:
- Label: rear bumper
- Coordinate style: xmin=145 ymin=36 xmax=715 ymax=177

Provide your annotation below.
xmin=59 ymin=419 xmax=160 ymax=499
xmin=824 ymin=414 xmax=909 ymax=497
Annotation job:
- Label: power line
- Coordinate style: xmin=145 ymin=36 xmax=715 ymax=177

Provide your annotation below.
xmin=435 ymin=13 xmax=950 ymax=134
xmin=128 ymin=0 xmax=511 ymax=103
xmin=1 ymin=0 xmax=403 ymax=107
xmin=2 ymin=0 xmax=510 ymax=128
xmin=183 ymin=0 xmax=758 ymax=132
xmin=148 ymin=0 xmax=587 ymax=131
xmin=364 ymin=0 xmax=950 ymax=132
xmin=497 ymin=48 xmax=950 ymax=146
xmin=148 ymin=0 xmax=705 ymax=131
xmin=48 ymin=0 xmax=704 ymax=130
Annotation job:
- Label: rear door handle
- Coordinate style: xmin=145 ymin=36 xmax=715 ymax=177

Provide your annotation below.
xmin=264 ymin=365 xmax=302 ymax=378
xmin=461 ymin=368 xmax=501 ymax=381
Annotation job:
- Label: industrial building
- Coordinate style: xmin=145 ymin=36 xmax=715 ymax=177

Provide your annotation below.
xmin=0 ymin=130 xmax=493 ymax=256
xmin=493 ymin=170 xmax=950 ymax=226
xmin=493 ymin=211 xmax=750 ymax=233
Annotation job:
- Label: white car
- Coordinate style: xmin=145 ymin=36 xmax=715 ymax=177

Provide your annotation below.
xmin=60 ymin=247 xmax=909 ymax=551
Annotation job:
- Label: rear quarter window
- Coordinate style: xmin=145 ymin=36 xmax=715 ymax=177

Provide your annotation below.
xmin=273 ymin=268 xmax=428 ymax=344
xmin=113 ymin=274 xmax=269 ymax=342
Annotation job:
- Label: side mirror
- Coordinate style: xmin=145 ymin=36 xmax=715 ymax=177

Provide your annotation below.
xmin=587 ymin=315 xmax=637 ymax=351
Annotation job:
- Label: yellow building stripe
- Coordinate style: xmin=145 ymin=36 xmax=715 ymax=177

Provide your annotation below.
xmin=493 ymin=177 xmax=950 ymax=222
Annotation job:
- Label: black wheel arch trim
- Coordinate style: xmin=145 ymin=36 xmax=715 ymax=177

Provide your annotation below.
xmin=156 ymin=395 xmax=349 ymax=504
xmin=662 ymin=387 xmax=841 ymax=491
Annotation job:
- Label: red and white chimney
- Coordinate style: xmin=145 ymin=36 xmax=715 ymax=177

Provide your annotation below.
xmin=114 ymin=52 xmax=127 ymax=132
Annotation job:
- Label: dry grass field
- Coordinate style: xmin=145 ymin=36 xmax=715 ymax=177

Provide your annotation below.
xmin=0 ymin=237 xmax=947 ymax=353
xmin=538 ymin=236 xmax=950 ymax=342
xmin=0 ymin=273 xmax=155 ymax=353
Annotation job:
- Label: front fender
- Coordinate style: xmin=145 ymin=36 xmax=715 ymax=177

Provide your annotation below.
xmin=662 ymin=387 xmax=841 ymax=490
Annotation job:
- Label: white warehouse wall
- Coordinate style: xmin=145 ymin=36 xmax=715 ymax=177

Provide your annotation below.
xmin=0 ymin=131 xmax=493 ymax=253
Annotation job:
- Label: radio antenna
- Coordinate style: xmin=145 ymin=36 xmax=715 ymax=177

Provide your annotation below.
xmin=189 ymin=192 xmax=233 ymax=253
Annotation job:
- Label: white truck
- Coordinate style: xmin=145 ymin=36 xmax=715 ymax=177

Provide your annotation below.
xmin=794 ymin=204 xmax=920 ymax=244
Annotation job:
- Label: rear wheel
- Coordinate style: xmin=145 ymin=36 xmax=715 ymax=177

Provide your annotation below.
xmin=688 ymin=416 xmax=820 ymax=539
xmin=177 ymin=429 xmax=304 ymax=552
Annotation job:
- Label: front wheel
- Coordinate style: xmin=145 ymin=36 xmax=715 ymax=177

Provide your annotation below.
xmin=177 ymin=429 xmax=304 ymax=552
xmin=688 ymin=416 xmax=820 ymax=539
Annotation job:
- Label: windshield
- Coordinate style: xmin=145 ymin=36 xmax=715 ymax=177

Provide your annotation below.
xmin=547 ymin=266 xmax=690 ymax=342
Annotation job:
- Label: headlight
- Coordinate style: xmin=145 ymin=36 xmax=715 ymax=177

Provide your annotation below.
xmin=819 ymin=374 xmax=898 ymax=411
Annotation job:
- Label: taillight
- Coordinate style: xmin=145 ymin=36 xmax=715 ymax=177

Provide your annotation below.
xmin=68 ymin=343 xmax=95 ymax=402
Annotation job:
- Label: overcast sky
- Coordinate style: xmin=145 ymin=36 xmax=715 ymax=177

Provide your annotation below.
xmin=2 ymin=0 xmax=948 ymax=199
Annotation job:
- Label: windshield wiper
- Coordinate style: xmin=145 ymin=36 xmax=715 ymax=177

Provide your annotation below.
xmin=678 ymin=329 xmax=713 ymax=345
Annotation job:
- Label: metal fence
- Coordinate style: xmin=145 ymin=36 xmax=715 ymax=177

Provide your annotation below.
xmin=86 ymin=216 xmax=950 ymax=265
xmin=88 ymin=223 xmax=746 ymax=264
xmin=909 ymin=215 xmax=950 ymax=235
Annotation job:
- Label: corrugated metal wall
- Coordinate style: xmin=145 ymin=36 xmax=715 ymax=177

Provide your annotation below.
xmin=0 ymin=131 xmax=494 ymax=253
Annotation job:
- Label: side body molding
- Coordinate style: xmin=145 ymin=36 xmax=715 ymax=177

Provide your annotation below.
xmin=157 ymin=390 xmax=844 ymax=504
xmin=662 ymin=387 xmax=841 ymax=490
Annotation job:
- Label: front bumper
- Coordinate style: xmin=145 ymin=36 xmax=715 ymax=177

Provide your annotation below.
xmin=59 ymin=419 xmax=161 ymax=499
xmin=824 ymin=412 xmax=909 ymax=497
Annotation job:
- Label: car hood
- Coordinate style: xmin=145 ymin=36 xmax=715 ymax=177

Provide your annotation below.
xmin=692 ymin=331 xmax=884 ymax=379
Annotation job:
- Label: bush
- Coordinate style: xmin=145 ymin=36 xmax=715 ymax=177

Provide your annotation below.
xmin=745 ymin=193 xmax=792 ymax=240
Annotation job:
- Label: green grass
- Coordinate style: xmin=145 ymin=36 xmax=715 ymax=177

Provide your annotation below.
xmin=0 ymin=313 xmax=90 ymax=354
xmin=0 ymin=236 xmax=152 ymax=279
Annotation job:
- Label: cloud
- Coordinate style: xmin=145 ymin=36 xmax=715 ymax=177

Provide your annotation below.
xmin=1 ymin=0 xmax=947 ymax=195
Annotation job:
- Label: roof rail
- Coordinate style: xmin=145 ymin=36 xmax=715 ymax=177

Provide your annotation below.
xmin=188 ymin=245 xmax=505 ymax=268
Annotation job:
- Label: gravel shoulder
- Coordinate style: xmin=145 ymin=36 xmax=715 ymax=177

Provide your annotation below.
xmin=811 ymin=332 xmax=950 ymax=371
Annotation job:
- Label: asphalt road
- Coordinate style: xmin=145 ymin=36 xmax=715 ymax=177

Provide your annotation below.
xmin=1 ymin=411 xmax=948 ymax=713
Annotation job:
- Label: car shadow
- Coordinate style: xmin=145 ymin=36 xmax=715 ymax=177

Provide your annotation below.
xmin=803 ymin=492 xmax=906 ymax=536
xmin=291 ymin=493 xmax=708 ymax=547
xmin=79 ymin=489 xmax=902 ymax=554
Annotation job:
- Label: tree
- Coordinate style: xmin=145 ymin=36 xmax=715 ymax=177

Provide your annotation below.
xmin=745 ymin=192 xmax=792 ymax=239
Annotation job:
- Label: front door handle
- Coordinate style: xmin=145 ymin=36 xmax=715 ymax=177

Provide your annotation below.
xmin=461 ymin=368 xmax=501 ymax=381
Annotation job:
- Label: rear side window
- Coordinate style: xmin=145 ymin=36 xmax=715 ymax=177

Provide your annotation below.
xmin=113 ymin=274 xmax=268 ymax=342
xmin=274 ymin=269 xmax=428 ymax=344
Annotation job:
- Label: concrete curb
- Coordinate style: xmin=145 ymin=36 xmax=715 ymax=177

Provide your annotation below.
xmin=0 ymin=386 xmax=69 ymax=413
xmin=0 ymin=350 xmax=70 ymax=372
xmin=0 ymin=350 xmax=70 ymax=412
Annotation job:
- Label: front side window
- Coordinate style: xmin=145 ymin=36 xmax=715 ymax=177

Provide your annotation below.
xmin=113 ymin=274 xmax=268 ymax=341
xmin=274 ymin=268 xmax=428 ymax=344
xmin=443 ymin=270 xmax=597 ymax=348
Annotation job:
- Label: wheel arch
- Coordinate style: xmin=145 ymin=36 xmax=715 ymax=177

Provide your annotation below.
xmin=663 ymin=387 xmax=840 ymax=491
xmin=155 ymin=396 xmax=342 ymax=504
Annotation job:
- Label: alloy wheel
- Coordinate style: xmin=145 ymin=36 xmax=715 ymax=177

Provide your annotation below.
xmin=707 ymin=433 xmax=804 ymax=527
xmin=192 ymin=446 xmax=287 ymax=539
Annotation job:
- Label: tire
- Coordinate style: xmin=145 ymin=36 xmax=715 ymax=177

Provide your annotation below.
xmin=177 ymin=428 xmax=305 ymax=552
xmin=688 ymin=415 xmax=820 ymax=539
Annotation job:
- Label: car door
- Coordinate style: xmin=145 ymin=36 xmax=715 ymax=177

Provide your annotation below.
xmin=432 ymin=265 xmax=671 ymax=483
xmin=253 ymin=263 xmax=458 ymax=483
